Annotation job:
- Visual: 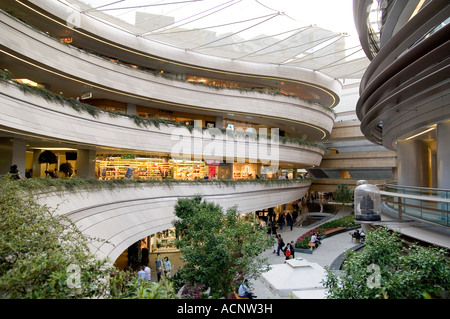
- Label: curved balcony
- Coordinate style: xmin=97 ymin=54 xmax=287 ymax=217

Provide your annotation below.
xmin=355 ymin=1 xmax=450 ymax=149
xmin=0 ymin=10 xmax=336 ymax=140
xmin=0 ymin=81 xmax=325 ymax=167
xmin=32 ymin=179 xmax=310 ymax=262
xmin=6 ymin=0 xmax=341 ymax=107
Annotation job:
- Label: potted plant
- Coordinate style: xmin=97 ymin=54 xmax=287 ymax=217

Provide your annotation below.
xmin=38 ymin=150 xmax=58 ymax=177
xmin=59 ymin=162 xmax=74 ymax=178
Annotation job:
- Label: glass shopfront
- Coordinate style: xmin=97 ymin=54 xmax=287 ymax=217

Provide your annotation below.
xmin=96 ymin=155 xmax=265 ymax=181
xmin=95 ymin=155 xmax=208 ymax=180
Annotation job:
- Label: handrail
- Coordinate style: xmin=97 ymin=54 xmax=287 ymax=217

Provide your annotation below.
xmin=380 ymin=191 xmax=450 ymax=204
xmin=380 ymin=186 xmax=450 ymax=228
xmin=383 ymin=183 xmax=450 ymax=192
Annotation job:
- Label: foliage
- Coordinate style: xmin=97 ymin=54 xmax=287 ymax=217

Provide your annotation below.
xmin=172 ymin=196 xmax=274 ymax=299
xmin=37 ymin=150 xmax=58 ymax=164
xmin=323 ymin=227 xmax=450 ymax=299
xmin=294 ymin=214 xmax=357 ymax=249
xmin=59 ymin=162 xmax=74 ymax=178
xmin=319 ymin=213 xmax=358 ymax=229
xmin=333 ymin=183 xmax=353 ymax=206
xmin=9 ymin=176 xmax=311 ymax=195
xmin=179 ymin=282 xmax=209 ymax=299
xmin=0 ymin=177 xmax=174 ymax=298
xmin=295 ymin=229 xmax=326 ymax=249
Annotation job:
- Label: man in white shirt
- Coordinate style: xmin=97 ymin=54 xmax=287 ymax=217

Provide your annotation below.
xmin=310 ymin=233 xmax=318 ymax=248
xmin=144 ymin=265 xmax=151 ymax=281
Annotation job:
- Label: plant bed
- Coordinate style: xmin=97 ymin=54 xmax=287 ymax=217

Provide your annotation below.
xmin=294 ymin=214 xmax=359 ymax=249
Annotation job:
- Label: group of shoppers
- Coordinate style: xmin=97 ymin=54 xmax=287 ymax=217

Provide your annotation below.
xmin=274 ymin=234 xmax=296 ymax=261
xmin=260 ymin=209 xmax=299 ymax=236
xmin=137 ymin=253 xmax=172 ymax=282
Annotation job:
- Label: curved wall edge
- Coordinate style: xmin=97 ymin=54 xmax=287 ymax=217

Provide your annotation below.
xmin=34 ymin=181 xmax=310 ymax=261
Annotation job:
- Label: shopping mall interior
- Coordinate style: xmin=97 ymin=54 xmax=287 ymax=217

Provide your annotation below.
xmin=0 ymin=0 xmax=449 ymax=294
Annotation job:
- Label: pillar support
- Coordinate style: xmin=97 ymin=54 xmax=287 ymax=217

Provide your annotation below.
xmin=0 ymin=137 xmax=27 ymax=175
xmin=437 ymin=120 xmax=450 ymax=189
xmin=77 ymin=149 xmax=96 ymax=178
xmin=396 ymin=139 xmax=431 ymax=187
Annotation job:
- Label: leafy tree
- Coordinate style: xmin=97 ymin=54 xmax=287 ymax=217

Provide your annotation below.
xmin=333 ymin=183 xmax=353 ymax=212
xmin=172 ymin=195 xmax=274 ymax=298
xmin=323 ymin=227 xmax=450 ymax=299
xmin=0 ymin=177 xmax=175 ymax=298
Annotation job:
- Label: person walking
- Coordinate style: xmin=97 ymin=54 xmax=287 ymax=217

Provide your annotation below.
xmin=286 ymin=211 xmax=293 ymax=231
xmin=271 ymin=222 xmax=277 ymax=236
xmin=284 ymin=242 xmax=293 ymax=261
xmin=278 ymin=213 xmax=285 ymax=230
xmin=266 ymin=222 xmax=272 ymax=238
xmin=144 ymin=265 xmax=151 ymax=281
xmin=155 ymin=253 xmax=163 ymax=281
xmin=277 ymin=234 xmax=285 ymax=256
xmin=164 ymin=256 xmax=172 ymax=278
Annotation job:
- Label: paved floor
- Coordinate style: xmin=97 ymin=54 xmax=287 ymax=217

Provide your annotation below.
xmin=249 ymin=207 xmax=359 ymax=299
xmin=250 ymin=203 xmax=450 ymax=299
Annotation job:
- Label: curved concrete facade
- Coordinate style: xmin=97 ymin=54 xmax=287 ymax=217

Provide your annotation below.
xmin=20 ymin=0 xmax=341 ymax=107
xmin=355 ymin=1 xmax=450 ymax=148
xmin=0 ymin=0 xmax=344 ymax=264
xmin=354 ymin=0 xmax=450 ymax=190
xmin=0 ymin=12 xmax=335 ymax=139
xmin=35 ymin=181 xmax=310 ymax=262
xmin=0 ymin=82 xmax=325 ymax=166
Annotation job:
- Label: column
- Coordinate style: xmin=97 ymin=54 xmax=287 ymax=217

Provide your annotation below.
xmin=436 ymin=120 xmax=450 ymax=189
xmin=215 ymin=116 xmax=224 ymax=129
xmin=0 ymin=137 xmax=27 ymax=176
xmin=126 ymin=103 xmax=137 ymax=115
xmin=396 ymin=139 xmax=431 ymax=187
xmin=32 ymin=149 xmax=44 ymax=177
xmin=77 ymin=149 xmax=96 ymax=178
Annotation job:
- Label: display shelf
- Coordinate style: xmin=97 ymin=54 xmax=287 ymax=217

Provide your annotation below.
xmin=96 ymin=157 xmax=207 ymax=180
xmin=171 ymin=161 xmax=207 ymax=180
xmin=96 ymin=158 xmax=164 ymax=180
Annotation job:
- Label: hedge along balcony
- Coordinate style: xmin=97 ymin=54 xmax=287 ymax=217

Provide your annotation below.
xmin=0 ymin=78 xmax=326 ymax=167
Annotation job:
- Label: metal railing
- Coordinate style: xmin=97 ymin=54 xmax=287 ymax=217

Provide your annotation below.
xmin=380 ymin=184 xmax=450 ymax=227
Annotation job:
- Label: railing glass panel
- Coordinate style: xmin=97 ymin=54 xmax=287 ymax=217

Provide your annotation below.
xmin=382 ymin=184 xmax=450 ymax=227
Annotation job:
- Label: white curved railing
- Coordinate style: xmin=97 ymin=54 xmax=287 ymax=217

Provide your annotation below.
xmin=33 ymin=180 xmax=310 ymax=262
xmin=19 ymin=0 xmax=341 ymax=107
xmin=0 ymin=10 xmax=336 ymax=140
xmin=0 ymin=81 xmax=325 ymax=167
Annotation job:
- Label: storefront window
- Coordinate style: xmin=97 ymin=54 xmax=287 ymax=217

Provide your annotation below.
xmin=149 ymin=229 xmax=178 ymax=252
xmin=232 ymin=163 xmax=259 ymax=179
xmin=96 ymin=155 xmax=213 ymax=180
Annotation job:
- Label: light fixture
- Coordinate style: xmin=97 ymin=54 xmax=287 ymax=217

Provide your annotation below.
xmin=409 ymin=0 xmax=426 ymax=21
xmin=13 ymin=78 xmax=42 ymax=87
xmin=404 ymin=124 xmax=436 ymax=141
xmin=60 ymin=37 xmax=73 ymax=43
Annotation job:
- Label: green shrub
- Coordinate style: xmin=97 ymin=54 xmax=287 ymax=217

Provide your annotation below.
xmin=323 ymin=227 xmax=450 ymax=299
xmin=0 ymin=177 xmax=175 ymax=298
